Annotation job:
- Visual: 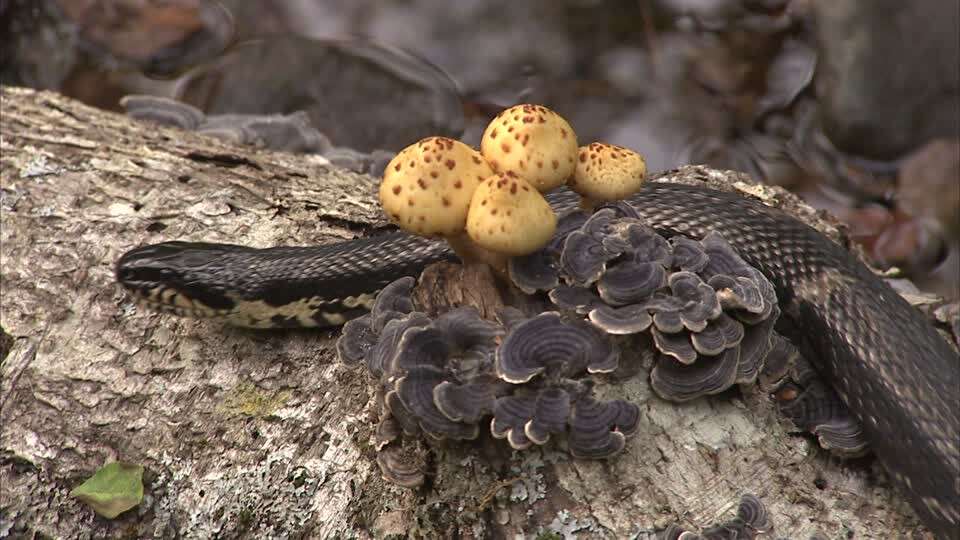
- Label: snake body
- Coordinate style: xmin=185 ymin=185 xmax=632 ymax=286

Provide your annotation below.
xmin=117 ymin=182 xmax=959 ymax=535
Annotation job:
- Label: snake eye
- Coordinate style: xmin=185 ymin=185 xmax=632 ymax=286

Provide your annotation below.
xmin=117 ymin=267 xmax=137 ymax=283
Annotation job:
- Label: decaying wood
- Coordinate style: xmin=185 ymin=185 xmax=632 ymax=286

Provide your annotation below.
xmin=0 ymin=86 xmax=930 ymax=538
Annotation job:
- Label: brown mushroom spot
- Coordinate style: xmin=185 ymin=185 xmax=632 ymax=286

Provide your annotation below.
xmin=501 ymin=143 xmax=511 ymax=153
xmin=490 ymin=129 xmax=498 ymax=139
xmin=472 ymin=155 xmax=483 ymax=164
xmin=430 ymin=171 xmax=439 ymax=179
xmin=454 ymin=180 xmax=462 ymax=189
xmin=392 ymin=185 xmax=402 ymax=195
xmin=445 ymin=159 xmax=456 ymax=170
xmin=418 ymin=178 xmax=428 ymax=189
xmin=442 ymin=197 xmax=451 ymax=207
xmin=552 ymin=160 xmax=559 ymax=170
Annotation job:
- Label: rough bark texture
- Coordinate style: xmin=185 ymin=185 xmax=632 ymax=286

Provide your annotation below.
xmin=0 ymin=86 xmax=932 ymax=538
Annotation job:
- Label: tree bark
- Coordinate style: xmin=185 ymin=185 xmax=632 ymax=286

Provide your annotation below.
xmin=0 ymin=86 xmax=931 ymax=538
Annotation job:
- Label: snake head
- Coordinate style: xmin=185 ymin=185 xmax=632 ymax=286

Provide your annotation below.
xmin=116 ymin=241 xmax=240 ymax=314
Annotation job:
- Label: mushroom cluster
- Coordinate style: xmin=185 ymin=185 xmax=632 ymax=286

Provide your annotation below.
xmin=379 ymin=104 xmax=648 ymax=273
xmin=354 ymin=103 xmax=796 ymax=484
xmin=337 ymin=278 xmax=641 ymax=485
xmin=509 ymin=202 xmax=781 ymax=402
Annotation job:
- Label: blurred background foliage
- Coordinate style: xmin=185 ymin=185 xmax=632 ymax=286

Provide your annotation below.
xmin=1 ymin=0 xmax=956 ymax=297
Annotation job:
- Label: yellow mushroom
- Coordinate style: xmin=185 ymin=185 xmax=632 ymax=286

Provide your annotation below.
xmin=380 ymin=136 xmax=493 ymax=236
xmin=480 ymin=104 xmax=578 ymax=192
xmin=380 ymin=136 xmax=509 ymax=266
xmin=569 ymin=142 xmax=647 ymax=210
xmin=466 ymin=173 xmax=557 ymax=258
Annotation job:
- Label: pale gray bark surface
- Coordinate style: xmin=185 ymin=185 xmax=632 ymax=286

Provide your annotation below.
xmin=0 ymin=86 xmax=931 ymax=538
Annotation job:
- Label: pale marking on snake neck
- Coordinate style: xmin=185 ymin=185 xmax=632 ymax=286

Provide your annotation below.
xmin=134 ymin=290 xmax=223 ymax=320
xmin=230 ymin=295 xmax=328 ymax=327
xmin=135 ymin=288 xmax=377 ymax=328
xmin=342 ymin=293 xmax=376 ymax=309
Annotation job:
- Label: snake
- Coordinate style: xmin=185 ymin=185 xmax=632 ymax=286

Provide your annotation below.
xmin=116 ymin=181 xmax=959 ymax=536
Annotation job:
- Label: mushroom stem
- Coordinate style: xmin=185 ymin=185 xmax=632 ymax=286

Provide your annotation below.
xmin=578 ymin=196 xmax=600 ymax=213
xmin=445 ymin=232 xmax=509 ymax=277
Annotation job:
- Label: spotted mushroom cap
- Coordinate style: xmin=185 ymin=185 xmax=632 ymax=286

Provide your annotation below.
xmin=480 ymin=104 xmax=578 ymax=192
xmin=570 ymin=142 xmax=647 ymax=202
xmin=380 ymin=136 xmax=493 ymax=236
xmin=465 ymin=173 xmax=558 ymax=256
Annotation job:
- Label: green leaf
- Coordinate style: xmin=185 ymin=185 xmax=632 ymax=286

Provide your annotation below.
xmin=70 ymin=461 xmax=144 ymax=519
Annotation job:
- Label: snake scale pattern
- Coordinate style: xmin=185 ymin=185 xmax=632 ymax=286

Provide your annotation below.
xmin=117 ymin=182 xmax=959 ymax=536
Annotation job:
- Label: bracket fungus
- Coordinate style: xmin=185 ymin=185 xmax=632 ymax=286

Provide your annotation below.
xmin=335 ymin=271 xmax=650 ymax=482
xmin=490 ymin=387 xmax=572 ymax=450
xmin=568 ymin=395 xmax=641 ymax=459
xmin=660 ymin=493 xmax=772 ymax=539
xmin=760 ymin=335 xmax=869 ymax=457
xmin=504 ymin=204 xmax=780 ymax=403
xmin=494 ymin=312 xmax=618 ymax=384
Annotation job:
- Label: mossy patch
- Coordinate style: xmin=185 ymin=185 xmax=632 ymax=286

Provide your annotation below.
xmin=218 ymin=382 xmax=291 ymax=418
